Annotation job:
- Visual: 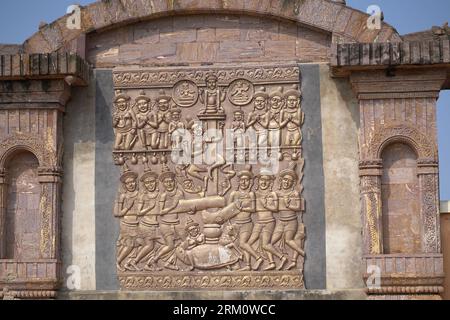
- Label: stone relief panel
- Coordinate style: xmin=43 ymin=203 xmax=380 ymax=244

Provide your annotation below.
xmin=112 ymin=64 xmax=306 ymax=290
xmin=4 ymin=152 xmax=41 ymax=260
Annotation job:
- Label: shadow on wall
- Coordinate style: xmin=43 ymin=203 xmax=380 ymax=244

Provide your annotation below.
xmin=62 ymin=81 xmax=96 ymax=291
xmin=94 ymin=70 xmax=121 ymax=290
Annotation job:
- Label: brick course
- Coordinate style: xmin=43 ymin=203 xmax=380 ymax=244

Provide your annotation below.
xmin=86 ymin=14 xmax=332 ymax=67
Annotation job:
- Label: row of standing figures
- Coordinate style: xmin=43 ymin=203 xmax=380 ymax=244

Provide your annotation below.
xmin=115 ymin=163 xmax=305 ymax=273
xmin=112 ymin=85 xmax=304 ymax=151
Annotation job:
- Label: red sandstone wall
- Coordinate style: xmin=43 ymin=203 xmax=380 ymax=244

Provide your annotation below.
xmin=86 ymin=14 xmax=331 ymax=67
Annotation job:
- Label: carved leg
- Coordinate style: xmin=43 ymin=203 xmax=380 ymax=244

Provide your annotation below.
xmin=151 ymin=133 xmax=160 ymax=150
xmin=161 ymin=133 xmax=170 ymax=149
xmin=138 ymin=130 xmax=147 ymax=150
xmin=134 ymin=241 xmax=155 ymax=266
xmin=114 ymin=133 xmax=124 ymax=150
xmin=238 ymin=229 xmax=262 ymax=271
xmin=118 ymin=245 xmax=134 ymax=268
xmin=125 ymin=131 xmax=136 ymax=150
xmin=285 ymin=223 xmax=305 ymax=257
xmin=263 ymin=240 xmax=287 ymax=270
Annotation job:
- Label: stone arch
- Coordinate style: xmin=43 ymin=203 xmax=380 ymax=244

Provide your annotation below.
xmin=380 ymin=142 xmax=421 ymax=254
xmin=368 ymin=124 xmax=438 ymax=162
xmin=23 ymin=0 xmax=401 ymax=53
xmin=0 ymin=133 xmax=57 ymax=169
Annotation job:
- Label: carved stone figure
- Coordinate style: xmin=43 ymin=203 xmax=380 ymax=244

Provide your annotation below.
xmin=175 ymin=218 xmax=205 ymax=270
xmin=114 ymin=165 xmax=140 ymax=271
xmin=199 ymin=75 xmax=226 ymax=114
xmin=134 ymin=91 xmax=153 ymax=150
xmin=149 ymin=90 xmax=172 ymax=150
xmin=272 ymin=163 xmax=305 ymax=270
xmin=248 ymin=171 xmax=288 ymax=271
xmin=168 ymin=107 xmax=187 ymax=151
xmin=281 ymin=85 xmax=304 ymax=147
xmin=173 ymin=80 xmax=199 ymax=107
xmin=246 ymin=87 xmax=269 ymax=148
xmin=232 ymin=110 xmax=246 ymax=160
xmin=229 ymin=79 xmax=254 ymax=106
xmin=229 ymin=166 xmax=263 ymax=271
xmin=260 ymin=87 xmax=290 ymax=149
xmin=113 ymin=92 xmax=137 ymax=150
xmin=149 ymin=164 xmax=185 ymax=271
xmin=132 ymin=169 xmax=161 ymax=271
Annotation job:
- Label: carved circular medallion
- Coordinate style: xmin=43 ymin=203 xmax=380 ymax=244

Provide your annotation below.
xmin=173 ymin=80 xmax=199 ymax=107
xmin=228 ymin=79 xmax=254 ymax=106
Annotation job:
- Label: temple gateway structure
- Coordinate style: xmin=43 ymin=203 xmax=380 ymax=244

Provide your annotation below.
xmin=0 ymin=0 xmax=449 ymax=300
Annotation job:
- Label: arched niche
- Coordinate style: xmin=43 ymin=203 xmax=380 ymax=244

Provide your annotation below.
xmin=2 ymin=150 xmax=41 ymax=260
xmin=381 ymin=142 xmax=421 ymax=254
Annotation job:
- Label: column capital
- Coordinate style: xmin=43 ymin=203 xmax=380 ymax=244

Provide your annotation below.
xmin=38 ymin=166 xmax=63 ymax=183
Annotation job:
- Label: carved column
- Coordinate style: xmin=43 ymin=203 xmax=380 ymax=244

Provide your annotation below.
xmin=37 ymin=166 xmax=63 ymax=260
xmin=417 ymin=160 xmax=441 ymax=253
xmin=350 ymin=68 xmax=446 ymax=299
xmin=0 ymin=53 xmax=89 ymax=299
xmin=359 ymin=160 xmax=383 ymax=255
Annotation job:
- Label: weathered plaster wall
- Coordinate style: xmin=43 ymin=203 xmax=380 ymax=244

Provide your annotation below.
xmin=62 ymin=80 xmax=97 ymax=290
xmin=301 ymin=64 xmax=326 ymax=290
xmin=62 ymin=70 xmax=120 ymax=291
xmin=94 ymin=70 xmax=120 ymax=290
xmin=319 ymin=64 xmax=364 ymax=290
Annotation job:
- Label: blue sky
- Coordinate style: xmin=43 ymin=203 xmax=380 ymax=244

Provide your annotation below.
xmin=0 ymin=0 xmax=449 ymax=199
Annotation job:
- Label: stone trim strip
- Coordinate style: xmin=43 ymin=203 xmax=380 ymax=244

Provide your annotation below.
xmin=0 ymin=53 xmax=90 ymax=84
xmin=331 ymin=40 xmax=450 ymax=67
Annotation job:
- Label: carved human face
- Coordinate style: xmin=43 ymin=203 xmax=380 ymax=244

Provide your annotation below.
xmin=163 ymin=177 xmax=176 ymax=192
xmin=234 ymin=113 xmax=243 ymax=122
xmin=143 ymin=177 xmax=157 ymax=192
xmin=188 ymin=226 xmax=200 ymax=237
xmin=281 ymin=175 xmax=295 ymax=190
xmin=254 ymin=97 xmax=267 ymax=111
xmin=193 ymin=124 xmax=203 ymax=136
xmin=287 ymin=96 xmax=299 ymax=109
xmin=239 ymin=176 xmax=251 ymax=190
xmin=171 ymin=112 xmax=181 ymax=122
xmin=258 ymin=175 xmax=272 ymax=191
xmin=124 ymin=177 xmax=137 ymax=192
xmin=116 ymin=98 xmax=128 ymax=112
xmin=207 ymin=78 xmax=217 ymax=90
xmin=270 ymin=95 xmax=283 ymax=110
xmin=158 ymin=99 xmax=170 ymax=111
xmin=137 ymin=100 xmax=149 ymax=113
